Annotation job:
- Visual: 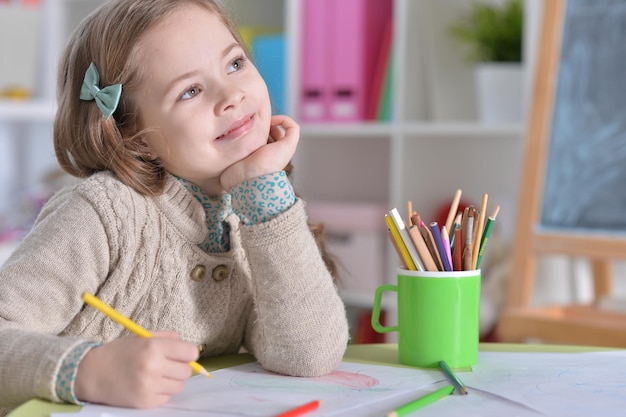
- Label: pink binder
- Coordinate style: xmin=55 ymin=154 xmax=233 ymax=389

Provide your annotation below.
xmin=300 ymin=0 xmax=331 ymax=122
xmin=328 ymin=0 xmax=392 ymax=122
xmin=365 ymin=15 xmax=393 ymax=120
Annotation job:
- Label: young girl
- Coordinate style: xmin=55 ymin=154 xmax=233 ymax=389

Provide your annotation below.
xmin=0 ymin=0 xmax=348 ymax=413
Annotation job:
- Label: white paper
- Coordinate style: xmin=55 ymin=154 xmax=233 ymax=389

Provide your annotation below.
xmin=52 ymin=351 xmax=626 ymax=417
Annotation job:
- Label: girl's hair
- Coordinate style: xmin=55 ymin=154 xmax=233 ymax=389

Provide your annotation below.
xmin=53 ymin=0 xmax=338 ymax=278
xmin=54 ymin=0 xmax=240 ymax=195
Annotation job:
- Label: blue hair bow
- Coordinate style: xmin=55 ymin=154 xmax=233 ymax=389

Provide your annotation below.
xmin=79 ymin=62 xmax=122 ymax=120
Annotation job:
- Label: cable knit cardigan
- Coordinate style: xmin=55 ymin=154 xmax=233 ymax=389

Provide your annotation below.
xmin=0 ymin=171 xmax=349 ymax=414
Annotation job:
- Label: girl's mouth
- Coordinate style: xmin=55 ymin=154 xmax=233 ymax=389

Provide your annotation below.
xmin=216 ymin=114 xmax=254 ymax=141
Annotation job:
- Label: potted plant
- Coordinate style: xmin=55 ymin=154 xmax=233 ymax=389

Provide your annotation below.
xmin=449 ymin=0 xmax=524 ymax=123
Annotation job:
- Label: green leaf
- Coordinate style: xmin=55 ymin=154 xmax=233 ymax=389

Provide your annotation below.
xmin=449 ymin=0 xmax=523 ymax=63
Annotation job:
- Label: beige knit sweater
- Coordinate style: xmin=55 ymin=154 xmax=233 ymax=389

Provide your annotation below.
xmin=0 ymin=171 xmax=348 ymax=414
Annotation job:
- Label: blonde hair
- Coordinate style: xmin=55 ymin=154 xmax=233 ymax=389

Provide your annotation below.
xmin=54 ymin=0 xmax=245 ymax=196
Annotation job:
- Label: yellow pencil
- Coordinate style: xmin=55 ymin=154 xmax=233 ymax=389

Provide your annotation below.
xmin=385 ymin=214 xmax=417 ymax=270
xmin=82 ymin=292 xmax=212 ymax=378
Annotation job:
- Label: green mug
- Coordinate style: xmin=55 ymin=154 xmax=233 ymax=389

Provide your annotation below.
xmin=371 ymin=268 xmax=481 ymax=368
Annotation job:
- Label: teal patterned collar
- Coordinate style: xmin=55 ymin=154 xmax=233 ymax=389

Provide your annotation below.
xmin=175 ymin=177 xmax=231 ymax=253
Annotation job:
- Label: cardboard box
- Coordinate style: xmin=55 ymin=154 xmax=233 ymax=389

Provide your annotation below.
xmin=307 ymin=202 xmax=387 ymax=295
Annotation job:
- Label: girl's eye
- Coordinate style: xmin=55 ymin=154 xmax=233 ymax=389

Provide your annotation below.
xmin=181 ymin=86 xmax=201 ymax=100
xmin=227 ymin=55 xmax=247 ymax=74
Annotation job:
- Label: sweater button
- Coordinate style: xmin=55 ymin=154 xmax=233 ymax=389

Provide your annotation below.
xmin=190 ymin=265 xmax=207 ymax=281
xmin=212 ymin=264 xmax=229 ymax=282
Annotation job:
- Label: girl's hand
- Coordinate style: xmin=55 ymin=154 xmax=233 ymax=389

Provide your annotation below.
xmin=74 ymin=332 xmax=199 ymax=408
xmin=220 ymin=115 xmax=299 ymax=191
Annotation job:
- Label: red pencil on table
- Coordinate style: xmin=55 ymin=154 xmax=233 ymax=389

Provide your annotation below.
xmin=275 ymin=400 xmax=321 ymax=417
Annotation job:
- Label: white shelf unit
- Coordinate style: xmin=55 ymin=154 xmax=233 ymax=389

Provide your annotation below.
xmin=280 ymin=0 xmax=530 ymax=280
xmin=0 ymin=0 xmax=537 ymax=314
xmin=279 ymin=0 xmax=530 ymax=326
xmin=0 ymin=0 xmax=102 ymax=230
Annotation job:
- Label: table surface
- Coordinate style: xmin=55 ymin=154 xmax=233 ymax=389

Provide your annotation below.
xmin=8 ymin=343 xmax=616 ymax=417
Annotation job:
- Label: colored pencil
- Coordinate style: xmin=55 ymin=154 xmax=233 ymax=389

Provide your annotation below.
xmin=386 ymin=385 xmax=454 ymax=417
xmin=430 ymin=222 xmax=452 ymax=271
xmin=410 ymin=213 xmax=422 ymax=229
xmin=460 ymin=206 xmax=470 ymax=259
xmin=449 ymin=212 xmax=462 ymax=250
xmin=82 ymin=292 xmax=213 ymax=378
xmin=389 ymin=208 xmax=425 ymax=271
xmin=471 ymin=194 xmax=489 ymax=270
xmin=387 ymin=194 xmax=499 ymax=273
xmin=385 ymin=214 xmax=417 ymax=270
xmin=439 ymin=360 xmax=468 ymax=395
xmin=419 ymin=220 xmax=444 ymax=271
xmin=452 ymin=227 xmax=463 ymax=271
xmin=444 ymin=188 xmax=462 ymax=233
xmin=441 ymin=226 xmax=453 ymax=272
xmin=408 ymin=225 xmax=438 ymax=271
xmin=462 ymin=208 xmax=475 ymax=271
xmin=476 ymin=205 xmax=500 ymax=268
xmin=275 ymin=400 xmax=320 ymax=417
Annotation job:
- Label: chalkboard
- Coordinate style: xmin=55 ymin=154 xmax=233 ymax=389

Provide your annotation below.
xmin=497 ymin=0 xmax=626 ymax=347
xmin=541 ymin=0 xmax=626 ymax=232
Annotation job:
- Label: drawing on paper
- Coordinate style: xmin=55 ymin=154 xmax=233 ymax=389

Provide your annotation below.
xmin=229 ymin=369 xmax=380 ymax=394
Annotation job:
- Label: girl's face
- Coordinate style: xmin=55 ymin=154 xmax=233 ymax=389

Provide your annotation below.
xmin=135 ymin=4 xmax=272 ymax=195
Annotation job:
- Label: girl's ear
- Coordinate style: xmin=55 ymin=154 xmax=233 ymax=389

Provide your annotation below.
xmin=138 ymin=139 xmax=155 ymax=159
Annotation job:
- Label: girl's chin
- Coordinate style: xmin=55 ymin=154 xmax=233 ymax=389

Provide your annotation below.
xmin=242 ymin=134 xmax=269 ymax=155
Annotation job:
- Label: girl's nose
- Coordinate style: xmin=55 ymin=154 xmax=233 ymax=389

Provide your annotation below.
xmin=214 ymin=83 xmax=245 ymax=115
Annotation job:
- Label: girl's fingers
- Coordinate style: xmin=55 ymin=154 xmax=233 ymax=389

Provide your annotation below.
xmin=269 ymin=115 xmax=299 ymax=142
xmin=151 ymin=331 xmax=180 ymax=340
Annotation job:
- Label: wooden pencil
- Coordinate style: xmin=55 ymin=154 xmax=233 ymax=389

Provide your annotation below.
xmin=410 ymin=213 xmax=422 ymax=230
xmin=408 ymin=225 xmax=438 ymax=271
xmin=452 ymin=227 xmax=463 ymax=271
xmin=444 ymin=188 xmax=462 ymax=233
xmin=472 ymin=194 xmax=488 ymax=269
xmin=460 ymin=206 xmax=470 ymax=259
xmin=419 ymin=220 xmax=444 ymax=271
xmin=463 ymin=207 xmax=475 ymax=271
xmin=449 ymin=212 xmax=462 ymax=249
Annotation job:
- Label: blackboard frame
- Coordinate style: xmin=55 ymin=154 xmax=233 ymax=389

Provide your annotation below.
xmin=497 ymin=0 xmax=626 ymax=347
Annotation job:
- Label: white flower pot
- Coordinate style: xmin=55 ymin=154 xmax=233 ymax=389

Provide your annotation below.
xmin=475 ymin=63 xmax=523 ymax=124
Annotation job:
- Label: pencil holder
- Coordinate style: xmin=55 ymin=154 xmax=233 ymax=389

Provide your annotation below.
xmin=371 ymin=268 xmax=481 ymax=369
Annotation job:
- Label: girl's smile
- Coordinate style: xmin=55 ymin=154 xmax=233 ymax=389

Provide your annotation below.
xmin=216 ymin=114 xmax=255 ymax=141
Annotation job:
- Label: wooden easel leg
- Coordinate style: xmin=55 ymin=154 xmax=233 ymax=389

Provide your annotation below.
xmin=591 ymin=260 xmax=612 ymax=305
xmin=505 ymin=254 xmax=537 ymax=309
